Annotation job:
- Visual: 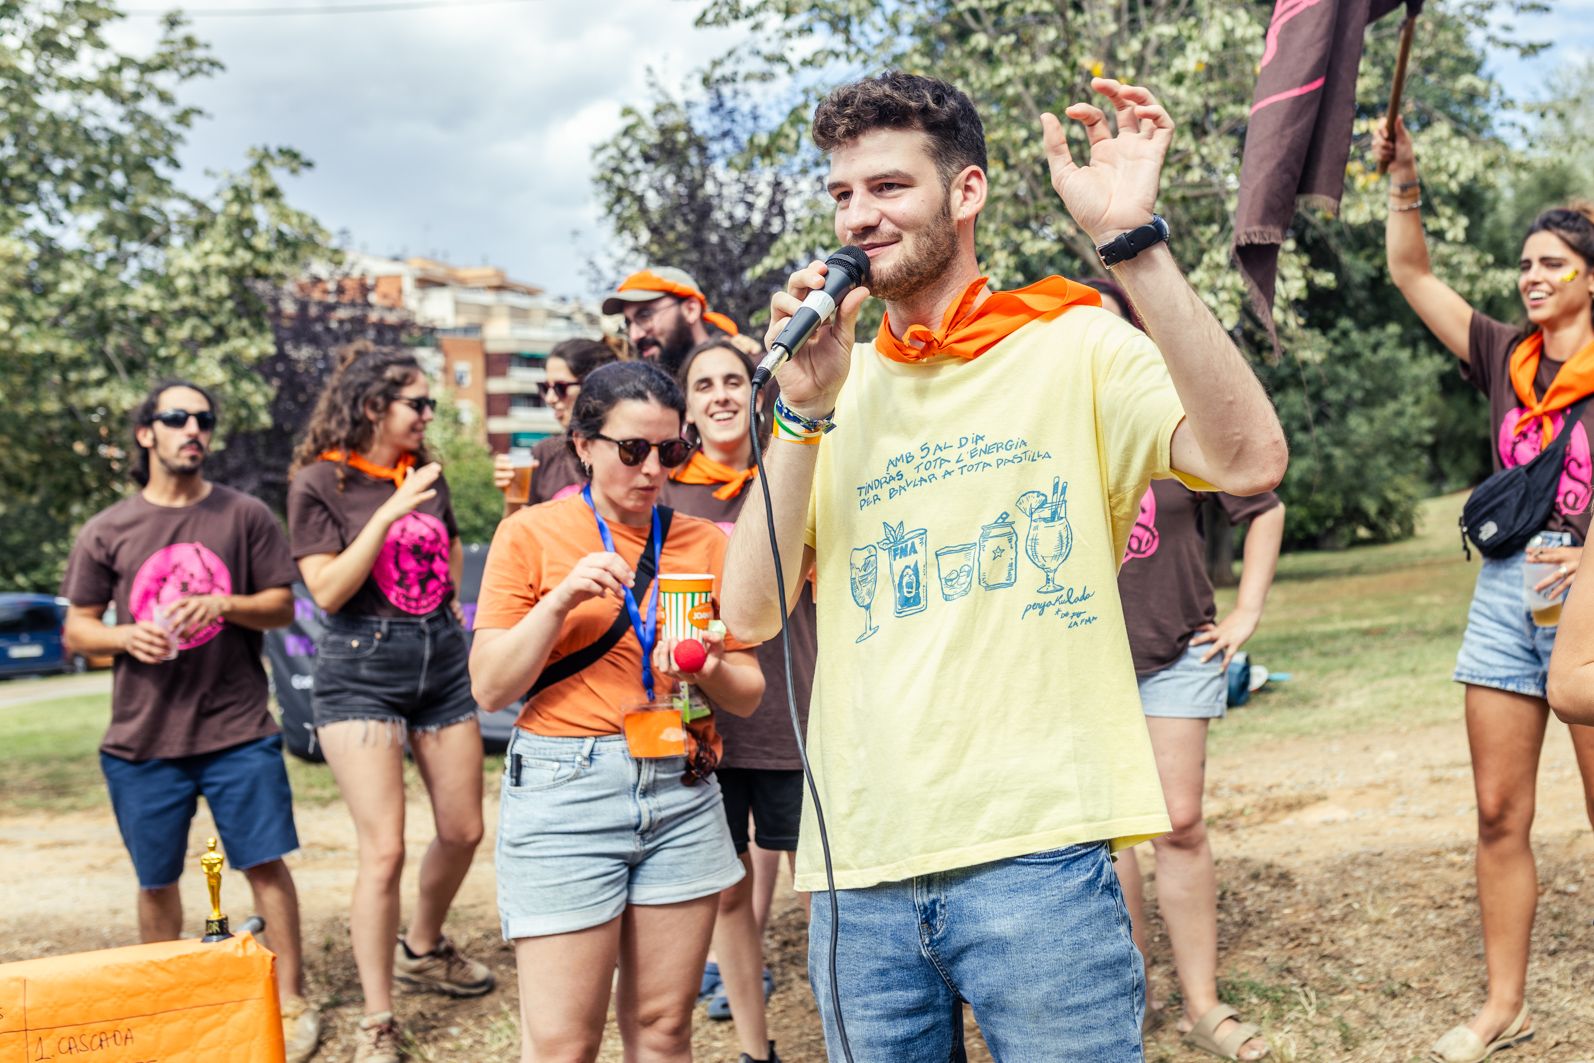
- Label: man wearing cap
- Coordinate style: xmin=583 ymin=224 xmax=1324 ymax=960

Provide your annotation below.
xmin=603 ymin=266 xmax=742 ymax=373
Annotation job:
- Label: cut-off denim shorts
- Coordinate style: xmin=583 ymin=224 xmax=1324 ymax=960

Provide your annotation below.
xmin=311 ymin=610 xmax=480 ymax=734
xmin=1454 ymin=550 xmax=1560 ymax=698
xmin=1136 ymin=641 xmax=1227 ymax=719
xmin=495 ymin=731 xmax=744 ymax=940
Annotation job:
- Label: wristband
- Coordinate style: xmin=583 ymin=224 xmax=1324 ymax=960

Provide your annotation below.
xmin=1393 ymin=179 xmax=1420 ymax=192
xmin=1096 ymin=214 xmax=1170 ymax=268
xmin=772 ymin=396 xmax=836 ymax=442
xmin=1390 ymin=198 xmax=1423 ymax=213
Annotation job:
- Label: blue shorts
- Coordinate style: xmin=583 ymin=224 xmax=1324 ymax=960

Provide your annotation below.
xmin=312 ymin=611 xmax=479 ymax=733
xmin=809 ymin=842 xmax=1144 ymax=1061
xmin=1454 ymin=551 xmax=1559 ymax=698
xmin=100 ymin=734 xmax=299 ymax=890
xmin=1136 ymin=642 xmax=1227 ymax=719
xmin=494 ymin=731 xmax=744 ymax=940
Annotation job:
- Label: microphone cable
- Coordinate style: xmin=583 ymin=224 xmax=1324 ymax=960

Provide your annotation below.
xmin=747 ymin=376 xmax=855 ymax=1063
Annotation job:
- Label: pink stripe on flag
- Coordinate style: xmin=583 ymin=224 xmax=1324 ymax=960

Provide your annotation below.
xmin=1261 ymin=0 xmax=1326 ymax=68
xmin=1250 ymin=75 xmax=1327 ymax=115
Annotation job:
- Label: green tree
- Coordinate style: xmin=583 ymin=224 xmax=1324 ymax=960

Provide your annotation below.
xmin=428 ymin=389 xmax=501 ymax=546
xmin=0 ymin=1 xmax=331 ymax=590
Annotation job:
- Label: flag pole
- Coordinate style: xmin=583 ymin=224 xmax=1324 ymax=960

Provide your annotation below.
xmin=1377 ymin=14 xmax=1418 ymax=175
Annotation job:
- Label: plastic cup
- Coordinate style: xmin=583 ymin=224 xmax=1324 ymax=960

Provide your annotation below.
xmin=505 ymin=448 xmax=534 ymax=505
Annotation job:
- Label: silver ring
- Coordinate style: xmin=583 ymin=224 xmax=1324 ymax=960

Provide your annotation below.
xmin=1559 ymin=564 xmax=1570 ymax=577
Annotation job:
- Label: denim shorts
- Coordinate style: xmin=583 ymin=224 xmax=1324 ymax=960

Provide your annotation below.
xmin=808 ymin=842 xmax=1144 ymax=1061
xmin=101 ymin=734 xmax=299 ymax=890
xmin=1454 ymin=551 xmax=1560 ymax=698
xmin=495 ymin=731 xmax=745 ymax=939
xmin=1136 ymin=642 xmax=1226 ymax=719
xmin=718 ymin=767 xmax=804 ymax=854
xmin=312 ymin=610 xmax=479 ymax=733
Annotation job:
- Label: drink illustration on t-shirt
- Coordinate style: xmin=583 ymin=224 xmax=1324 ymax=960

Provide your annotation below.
xmin=1122 ymin=486 xmax=1161 ymax=563
xmin=1499 ymin=407 xmax=1593 ymax=518
xmin=977 ymin=512 xmax=1018 ymax=590
xmin=373 ymin=511 xmax=451 ymax=614
xmin=128 ymin=541 xmax=234 ymax=650
xmin=878 ymin=521 xmax=928 ymax=618
xmin=849 ymin=545 xmax=879 ymax=643
xmin=1017 ymin=478 xmax=1074 ymax=592
xmin=934 ymin=541 xmax=977 ymax=601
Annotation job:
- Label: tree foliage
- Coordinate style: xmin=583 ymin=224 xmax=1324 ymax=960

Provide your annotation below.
xmin=589 ymin=0 xmax=1549 ymax=547
xmin=1 ymin=1 xmax=331 ymax=590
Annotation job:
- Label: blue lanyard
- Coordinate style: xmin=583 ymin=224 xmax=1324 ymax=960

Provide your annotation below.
xmin=582 ymin=484 xmax=663 ymax=702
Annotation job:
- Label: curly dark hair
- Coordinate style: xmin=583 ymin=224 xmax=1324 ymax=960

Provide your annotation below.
xmin=566 ymin=361 xmax=684 ymax=462
xmin=812 ymin=71 xmax=987 ymax=186
xmin=129 ymin=378 xmax=221 ymax=487
xmin=290 ymin=348 xmax=433 ymax=484
xmin=1525 ymin=201 xmax=1594 ymax=323
xmin=548 ymin=337 xmax=621 ymax=381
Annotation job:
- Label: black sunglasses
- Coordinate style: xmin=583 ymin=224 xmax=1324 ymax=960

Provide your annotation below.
xmin=397 ymin=396 xmax=438 ymax=414
xmin=148 ymin=409 xmax=216 ymax=431
xmin=593 ymin=433 xmax=691 ymax=468
xmin=543 ymin=380 xmax=579 ymax=400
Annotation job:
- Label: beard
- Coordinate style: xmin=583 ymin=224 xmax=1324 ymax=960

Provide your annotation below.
xmin=156 ymin=447 xmax=206 ymax=477
xmin=638 ymin=314 xmax=697 ymax=374
xmin=865 ymin=200 xmax=959 ymax=303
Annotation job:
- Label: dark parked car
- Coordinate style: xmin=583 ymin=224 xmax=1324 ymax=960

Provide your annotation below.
xmin=0 ymin=594 xmax=85 ymax=678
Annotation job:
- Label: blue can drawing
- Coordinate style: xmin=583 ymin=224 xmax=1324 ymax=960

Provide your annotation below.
xmin=977 ymin=512 xmax=1018 ymax=590
xmin=879 ymin=521 xmax=928 ymax=618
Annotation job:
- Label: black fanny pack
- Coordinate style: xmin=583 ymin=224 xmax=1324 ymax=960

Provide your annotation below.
xmin=1459 ymin=397 xmax=1591 ymax=559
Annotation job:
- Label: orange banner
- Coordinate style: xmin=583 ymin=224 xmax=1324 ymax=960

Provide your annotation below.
xmin=0 ymin=933 xmax=282 ymax=1062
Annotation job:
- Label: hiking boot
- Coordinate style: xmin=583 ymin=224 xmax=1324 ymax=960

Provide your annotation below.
xmin=738 ymin=1041 xmax=781 ymax=1063
xmin=353 ymin=1011 xmax=402 ymax=1063
xmin=280 ymin=994 xmax=322 ymax=1063
xmin=393 ymin=934 xmax=495 ymax=997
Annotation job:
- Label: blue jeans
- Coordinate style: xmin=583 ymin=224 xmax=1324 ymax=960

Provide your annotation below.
xmin=808 ymin=842 xmax=1145 ymax=1062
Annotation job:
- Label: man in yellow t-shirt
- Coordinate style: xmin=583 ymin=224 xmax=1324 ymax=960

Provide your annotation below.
xmin=723 ymin=71 xmax=1287 ymax=1060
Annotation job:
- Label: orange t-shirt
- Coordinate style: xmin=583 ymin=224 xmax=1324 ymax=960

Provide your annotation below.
xmin=475 ymin=493 xmax=754 ymax=736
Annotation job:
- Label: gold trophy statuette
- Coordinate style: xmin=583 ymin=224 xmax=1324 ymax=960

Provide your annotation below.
xmin=200 ymin=836 xmax=231 ymax=941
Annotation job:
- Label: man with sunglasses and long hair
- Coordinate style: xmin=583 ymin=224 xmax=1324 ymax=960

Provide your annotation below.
xmin=61 ymin=379 xmax=321 ymax=1062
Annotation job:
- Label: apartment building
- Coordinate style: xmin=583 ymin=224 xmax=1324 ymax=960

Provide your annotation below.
xmin=350 ymin=254 xmax=603 ymax=452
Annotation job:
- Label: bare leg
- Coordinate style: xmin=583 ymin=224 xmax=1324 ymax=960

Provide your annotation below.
xmin=749 ymin=842 xmax=783 ymax=936
xmin=137 ymin=884 xmax=183 ymax=942
xmin=715 ymin=853 xmax=770 ymax=1057
xmin=616 ymin=896 xmax=720 ymax=1063
xmin=244 ymin=859 xmax=306 ymax=999
xmin=1566 ymin=721 xmax=1594 ymax=832
xmin=318 ymin=720 xmax=408 ymax=1017
xmin=403 ymin=719 xmax=485 ymax=954
xmin=514 ymin=918 xmax=622 ymax=1063
xmin=1461 ymin=686 xmax=1549 ymax=1043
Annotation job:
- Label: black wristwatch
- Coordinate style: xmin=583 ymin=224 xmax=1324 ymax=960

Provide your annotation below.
xmin=1095 ymin=214 xmax=1170 ymax=268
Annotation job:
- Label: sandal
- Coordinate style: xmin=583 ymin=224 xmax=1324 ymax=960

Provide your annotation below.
xmin=1429 ymin=1006 xmax=1533 ymax=1063
xmin=1183 ymin=1004 xmax=1270 ymax=1060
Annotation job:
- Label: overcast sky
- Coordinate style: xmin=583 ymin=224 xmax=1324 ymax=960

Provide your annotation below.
xmin=107 ymin=0 xmax=1592 ymax=303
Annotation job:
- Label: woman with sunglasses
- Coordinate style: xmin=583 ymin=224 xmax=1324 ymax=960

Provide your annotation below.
xmin=493 ymin=338 xmax=621 ymax=516
xmin=472 ymin=360 xmax=765 ymax=1063
xmin=660 ymin=339 xmax=814 ymax=1063
xmin=287 ymin=349 xmax=494 ymax=1063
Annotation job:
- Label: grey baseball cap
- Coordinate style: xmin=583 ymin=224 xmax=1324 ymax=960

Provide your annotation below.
xmin=601 ymin=266 xmax=704 ymax=315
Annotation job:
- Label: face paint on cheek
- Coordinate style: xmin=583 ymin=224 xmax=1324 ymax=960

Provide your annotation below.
xmin=1560 ymin=269 xmax=1581 ymax=284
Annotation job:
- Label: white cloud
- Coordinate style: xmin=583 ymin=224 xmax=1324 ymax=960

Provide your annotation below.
xmin=108 ymin=0 xmax=749 ymax=298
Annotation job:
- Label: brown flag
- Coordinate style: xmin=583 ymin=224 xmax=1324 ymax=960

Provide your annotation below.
xmin=1234 ymin=0 xmax=1422 ymax=352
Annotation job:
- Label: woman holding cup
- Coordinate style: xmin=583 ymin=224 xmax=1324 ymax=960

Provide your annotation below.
xmin=493 ymin=338 xmax=621 ymax=516
xmin=471 ymin=359 xmax=764 ymax=1062
xmin=1375 ymin=118 xmax=1594 ymax=1061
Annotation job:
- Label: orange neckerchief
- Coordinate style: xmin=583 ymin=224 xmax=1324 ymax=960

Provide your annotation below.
xmin=618 ymin=270 xmax=741 ymax=337
xmin=671 ymin=449 xmax=758 ymax=501
xmin=319 ymin=450 xmax=415 ymax=486
xmin=1507 ymin=332 xmax=1594 ymax=443
xmin=874 ymin=276 xmax=1102 ymax=364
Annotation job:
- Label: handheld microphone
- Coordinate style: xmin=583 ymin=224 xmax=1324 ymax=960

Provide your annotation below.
xmin=752 ymin=246 xmax=871 ymax=389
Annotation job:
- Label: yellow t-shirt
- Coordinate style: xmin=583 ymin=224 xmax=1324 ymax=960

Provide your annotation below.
xmin=797 ymin=305 xmax=1195 ymax=891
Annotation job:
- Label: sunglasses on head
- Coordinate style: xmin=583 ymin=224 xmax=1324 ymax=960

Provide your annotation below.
xmin=593 ymin=433 xmax=691 ymax=468
xmin=397 ymin=396 xmax=437 ymax=414
xmin=148 ymin=409 xmax=216 ymax=431
xmin=543 ymin=380 xmax=579 ymax=400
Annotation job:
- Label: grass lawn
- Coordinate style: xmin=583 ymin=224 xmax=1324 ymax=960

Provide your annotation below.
xmin=0 ymin=493 xmax=1481 ymax=813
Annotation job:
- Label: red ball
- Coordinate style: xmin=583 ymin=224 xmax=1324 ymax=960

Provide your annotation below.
xmin=673 ymin=638 xmax=707 ymax=674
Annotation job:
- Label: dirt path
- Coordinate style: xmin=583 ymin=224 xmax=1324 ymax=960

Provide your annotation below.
xmin=4 ymin=714 xmax=1592 ymax=1062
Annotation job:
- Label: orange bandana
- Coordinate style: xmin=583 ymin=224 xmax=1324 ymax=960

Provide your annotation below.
xmin=874 ymin=276 xmax=1102 ymax=364
xmin=319 ymin=449 xmax=415 ymax=486
xmin=671 ymin=450 xmax=758 ymax=501
xmin=1507 ymin=332 xmax=1594 ymax=443
xmin=617 ymin=270 xmax=741 ymax=338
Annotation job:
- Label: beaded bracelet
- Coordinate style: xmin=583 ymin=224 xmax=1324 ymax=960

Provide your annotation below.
xmin=771 ymin=395 xmax=836 ymax=443
xmin=1390 ymin=198 xmax=1423 ymax=213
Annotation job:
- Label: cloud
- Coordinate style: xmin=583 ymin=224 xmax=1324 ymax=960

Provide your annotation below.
xmin=108 ymin=0 xmax=748 ymax=298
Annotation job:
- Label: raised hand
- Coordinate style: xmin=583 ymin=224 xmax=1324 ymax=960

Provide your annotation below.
xmin=765 ymin=260 xmax=871 ymax=418
xmin=1370 ymin=113 xmax=1416 ymax=177
xmin=376 ymin=461 xmax=441 ymax=524
xmin=1041 ymin=78 xmax=1174 ymax=244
